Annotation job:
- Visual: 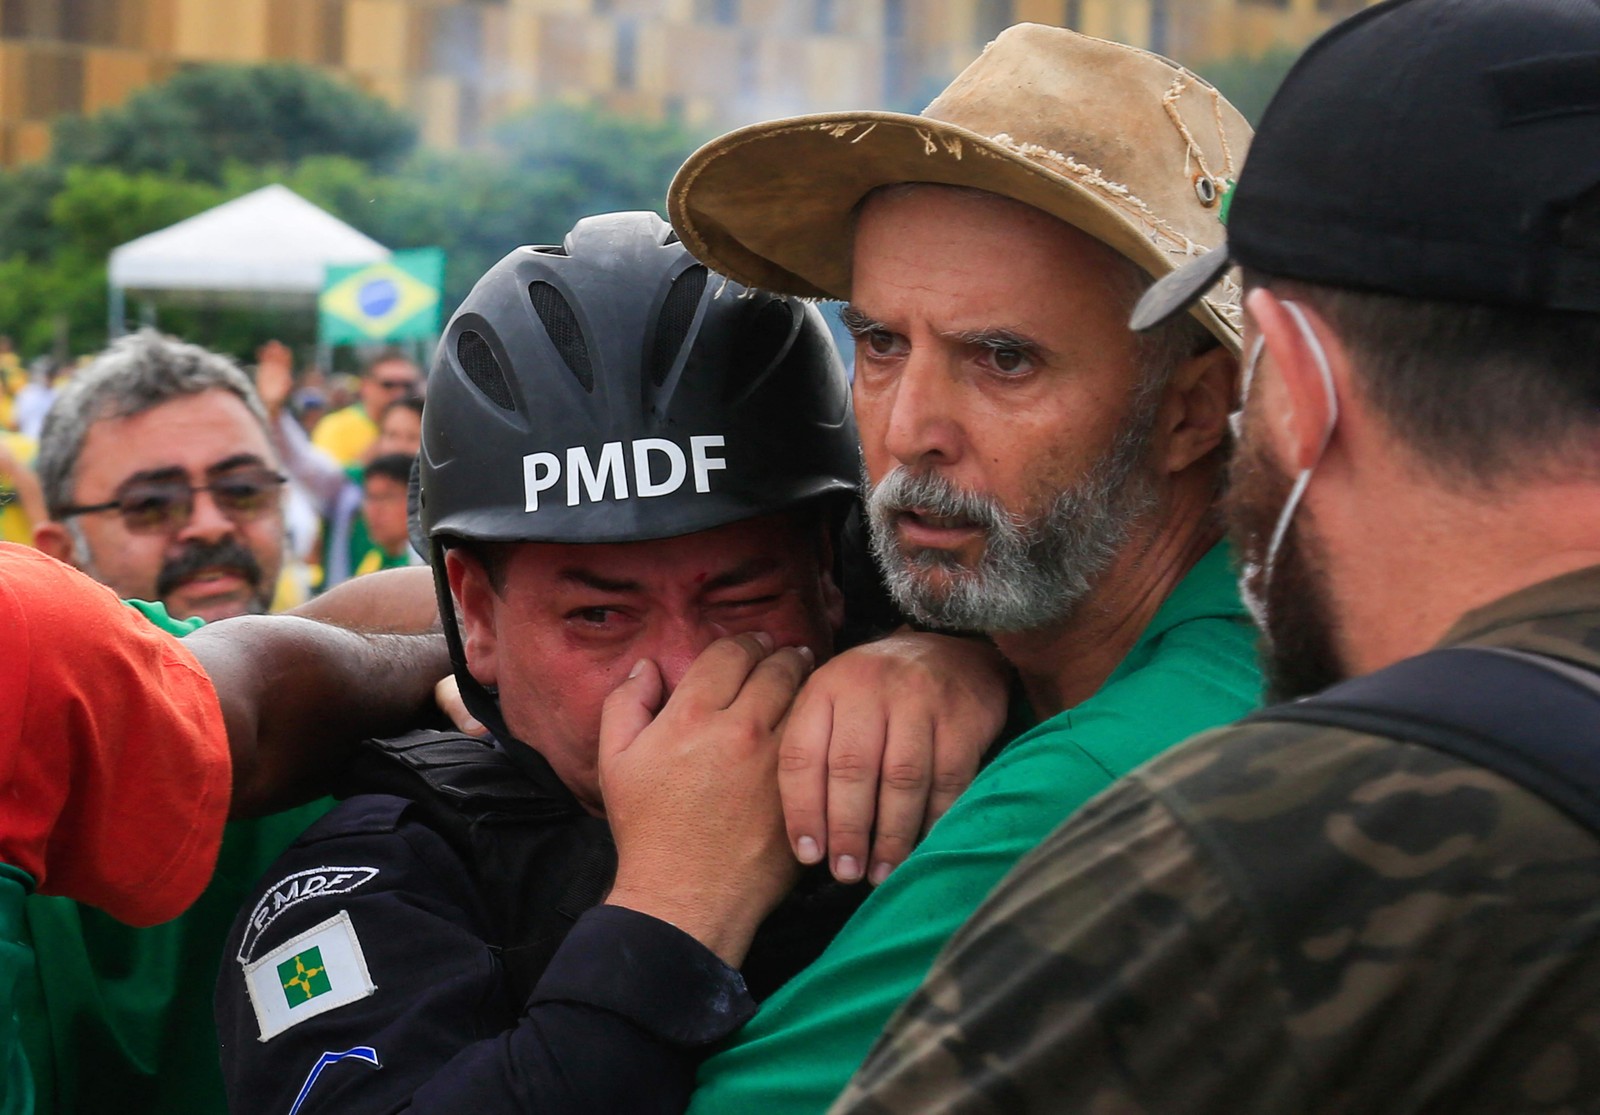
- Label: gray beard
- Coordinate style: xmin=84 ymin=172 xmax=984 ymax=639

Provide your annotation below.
xmin=864 ymin=421 xmax=1157 ymax=634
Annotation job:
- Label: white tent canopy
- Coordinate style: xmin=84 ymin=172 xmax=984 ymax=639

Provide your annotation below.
xmin=108 ymin=184 xmax=390 ymax=321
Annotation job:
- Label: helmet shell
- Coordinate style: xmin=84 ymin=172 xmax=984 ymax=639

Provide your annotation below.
xmin=419 ymin=211 xmax=858 ymax=550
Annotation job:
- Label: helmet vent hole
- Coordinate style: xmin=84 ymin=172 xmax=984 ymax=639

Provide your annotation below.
xmin=649 ymin=265 xmax=707 ymax=386
xmin=727 ymin=299 xmax=798 ymax=399
xmin=529 ymin=281 xmax=595 ymax=392
xmin=457 ymin=330 xmax=515 ymax=411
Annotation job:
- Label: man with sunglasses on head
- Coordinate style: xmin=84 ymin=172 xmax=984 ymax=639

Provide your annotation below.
xmin=35 ymin=329 xmax=289 ymax=623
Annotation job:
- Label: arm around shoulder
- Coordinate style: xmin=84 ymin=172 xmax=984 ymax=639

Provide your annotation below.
xmin=186 ymin=609 xmax=449 ymax=818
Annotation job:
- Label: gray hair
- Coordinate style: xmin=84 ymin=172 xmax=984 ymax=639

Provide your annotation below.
xmin=37 ymin=329 xmax=271 ymax=517
xmin=1113 ymin=251 xmax=1218 ymax=409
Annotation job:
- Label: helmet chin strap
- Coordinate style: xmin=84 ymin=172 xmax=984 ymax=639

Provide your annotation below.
xmin=431 ymin=537 xmax=513 ymax=743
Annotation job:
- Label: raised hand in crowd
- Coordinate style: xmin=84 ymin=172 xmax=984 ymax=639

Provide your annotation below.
xmin=253 ymin=339 xmax=295 ymax=422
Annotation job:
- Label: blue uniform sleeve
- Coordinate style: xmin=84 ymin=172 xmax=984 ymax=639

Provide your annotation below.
xmin=215 ymin=795 xmax=755 ymax=1115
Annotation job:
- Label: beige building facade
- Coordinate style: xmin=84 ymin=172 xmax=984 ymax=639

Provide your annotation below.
xmin=0 ymin=0 xmax=1379 ymax=165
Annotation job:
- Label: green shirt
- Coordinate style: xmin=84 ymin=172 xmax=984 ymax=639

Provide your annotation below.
xmin=688 ymin=543 xmax=1262 ymax=1115
xmin=1 ymin=865 xmax=35 ymax=1115
xmin=120 ymin=598 xmax=204 ymax=637
xmin=13 ymin=601 xmax=329 ymax=1115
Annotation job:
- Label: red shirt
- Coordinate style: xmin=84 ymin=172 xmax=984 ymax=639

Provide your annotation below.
xmin=0 ymin=543 xmax=230 ymax=926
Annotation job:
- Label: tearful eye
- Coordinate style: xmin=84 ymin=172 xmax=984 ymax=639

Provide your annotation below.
xmin=570 ymin=607 xmax=618 ymax=625
xmin=716 ymin=593 xmax=781 ymax=613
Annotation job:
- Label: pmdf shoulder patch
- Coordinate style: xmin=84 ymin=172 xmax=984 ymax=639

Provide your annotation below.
xmin=243 ymin=909 xmax=377 ymax=1042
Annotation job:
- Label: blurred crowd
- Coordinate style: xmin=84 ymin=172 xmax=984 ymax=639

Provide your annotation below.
xmin=11 ymin=3 xmax=1600 ymax=1115
xmin=0 ymin=331 xmax=426 ymax=626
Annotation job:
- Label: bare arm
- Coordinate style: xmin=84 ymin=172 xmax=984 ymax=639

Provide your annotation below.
xmin=190 ymin=565 xmax=450 ymax=817
xmin=295 ymin=566 xmax=495 ymax=739
xmin=273 ymin=412 xmax=349 ymax=511
xmin=290 ymin=564 xmax=440 ymax=632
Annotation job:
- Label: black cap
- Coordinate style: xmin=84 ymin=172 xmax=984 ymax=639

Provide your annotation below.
xmin=1133 ymin=0 xmax=1600 ymax=332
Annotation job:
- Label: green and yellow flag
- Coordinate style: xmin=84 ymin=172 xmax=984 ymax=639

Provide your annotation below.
xmin=320 ymin=248 xmax=445 ymax=345
xmin=278 ymin=946 xmax=332 ymax=1006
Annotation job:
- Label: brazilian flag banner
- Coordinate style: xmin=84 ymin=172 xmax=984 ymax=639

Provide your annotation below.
xmin=319 ymin=248 xmax=445 ymax=345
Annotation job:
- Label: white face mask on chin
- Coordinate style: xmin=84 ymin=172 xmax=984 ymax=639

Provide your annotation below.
xmin=1234 ymin=301 xmax=1340 ymax=630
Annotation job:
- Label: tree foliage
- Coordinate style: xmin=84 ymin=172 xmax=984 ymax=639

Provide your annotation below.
xmin=50 ymin=63 xmax=418 ymax=184
xmin=492 ymin=102 xmax=708 ymax=229
xmin=0 ymin=167 xmax=227 ymax=356
xmin=0 ymin=65 xmax=709 ymax=362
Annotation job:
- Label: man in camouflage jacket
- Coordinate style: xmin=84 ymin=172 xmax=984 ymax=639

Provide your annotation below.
xmin=833 ymin=1 xmax=1600 ymax=1111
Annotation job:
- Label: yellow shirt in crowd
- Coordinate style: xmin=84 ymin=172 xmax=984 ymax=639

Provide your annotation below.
xmin=310 ymin=405 xmax=378 ymax=467
xmin=0 ymin=355 xmax=24 ymax=433
xmin=0 ymin=431 xmax=37 ymax=545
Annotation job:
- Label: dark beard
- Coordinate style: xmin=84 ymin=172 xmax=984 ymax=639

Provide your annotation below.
xmin=1223 ymin=427 xmax=1345 ymax=703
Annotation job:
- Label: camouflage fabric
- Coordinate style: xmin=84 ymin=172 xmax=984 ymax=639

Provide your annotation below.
xmin=834 ymin=565 xmax=1600 ymax=1114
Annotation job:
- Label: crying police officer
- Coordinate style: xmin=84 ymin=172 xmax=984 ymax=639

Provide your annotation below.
xmin=215 ymin=212 xmax=1010 ymax=1115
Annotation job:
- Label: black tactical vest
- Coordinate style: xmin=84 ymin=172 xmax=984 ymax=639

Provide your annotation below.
xmin=335 ymin=730 xmax=869 ymax=1005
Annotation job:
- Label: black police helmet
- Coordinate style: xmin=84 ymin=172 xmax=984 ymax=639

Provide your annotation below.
xmin=420 ymin=210 xmax=856 ymax=546
xmin=416 ymin=210 xmax=859 ymax=735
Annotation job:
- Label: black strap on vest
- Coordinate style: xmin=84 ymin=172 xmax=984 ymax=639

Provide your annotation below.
xmin=336 ymin=730 xmax=617 ymax=1004
xmin=1251 ymin=645 xmax=1600 ymax=836
xmin=337 ymin=729 xmax=871 ymax=1004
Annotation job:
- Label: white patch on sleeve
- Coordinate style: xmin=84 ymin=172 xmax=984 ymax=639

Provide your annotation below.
xmin=243 ymin=910 xmax=377 ymax=1043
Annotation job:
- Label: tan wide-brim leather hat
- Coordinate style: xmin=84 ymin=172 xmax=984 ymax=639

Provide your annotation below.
xmin=669 ymin=23 xmax=1254 ymax=352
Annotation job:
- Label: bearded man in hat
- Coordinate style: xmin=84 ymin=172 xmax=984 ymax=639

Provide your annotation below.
xmin=830 ymin=0 xmax=1600 ymax=1111
xmin=658 ymin=23 xmax=1263 ymax=1115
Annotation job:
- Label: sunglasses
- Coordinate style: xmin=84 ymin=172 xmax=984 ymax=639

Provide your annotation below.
xmin=375 ymin=378 xmax=418 ymax=391
xmin=59 ymin=469 xmax=287 ymax=534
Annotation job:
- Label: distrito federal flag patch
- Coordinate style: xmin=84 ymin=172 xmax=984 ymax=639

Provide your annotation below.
xmin=244 ymin=910 xmax=376 ymax=1042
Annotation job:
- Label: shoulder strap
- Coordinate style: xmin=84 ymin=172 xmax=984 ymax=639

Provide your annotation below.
xmin=1251 ymin=645 xmax=1600 ymax=836
xmin=336 ymin=729 xmax=581 ymax=824
xmin=337 ymin=730 xmax=616 ymax=1002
